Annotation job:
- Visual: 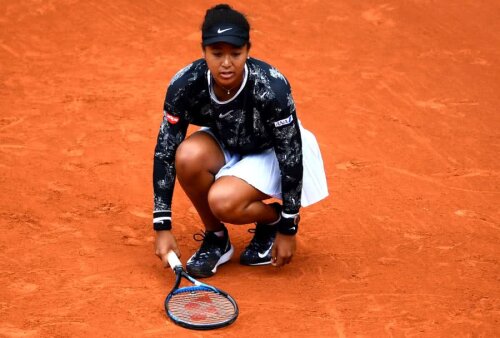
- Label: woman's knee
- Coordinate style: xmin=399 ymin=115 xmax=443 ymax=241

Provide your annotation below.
xmin=175 ymin=140 xmax=205 ymax=174
xmin=207 ymin=184 xmax=242 ymax=222
xmin=175 ymin=133 xmax=223 ymax=177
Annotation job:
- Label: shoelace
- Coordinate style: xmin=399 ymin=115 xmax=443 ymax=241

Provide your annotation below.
xmin=247 ymin=225 xmax=275 ymax=250
xmin=193 ymin=231 xmax=211 ymax=252
xmin=246 ymin=228 xmax=262 ymax=251
xmin=193 ymin=231 xmax=207 ymax=242
xmin=192 ymin=230 xmax=226 ymax=255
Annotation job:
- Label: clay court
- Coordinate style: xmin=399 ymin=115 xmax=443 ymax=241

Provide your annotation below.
xmin=1 ymin=0 xmax=499 ymax=337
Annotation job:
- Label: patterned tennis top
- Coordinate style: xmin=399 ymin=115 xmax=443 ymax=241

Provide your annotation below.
xmin=153 ymin=57 xmax=303 ymax=229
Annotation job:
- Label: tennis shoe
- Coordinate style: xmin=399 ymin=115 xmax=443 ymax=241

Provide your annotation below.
xmin=240 ymin=203 xmax=280 ymax=266
xmin=186 ymin=225 xmax=233 ymax=278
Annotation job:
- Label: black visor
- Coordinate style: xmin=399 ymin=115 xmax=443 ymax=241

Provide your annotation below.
xmin=202 ymin=24 xmax=249 ymax=47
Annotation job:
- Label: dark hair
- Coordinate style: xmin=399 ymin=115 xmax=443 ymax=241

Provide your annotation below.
xmin=201 ymin=4 xmax=251 ymax=49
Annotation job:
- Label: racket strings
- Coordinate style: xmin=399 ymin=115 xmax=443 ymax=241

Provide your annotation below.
xmin=167 ymin=289 xmax=236 ymax=325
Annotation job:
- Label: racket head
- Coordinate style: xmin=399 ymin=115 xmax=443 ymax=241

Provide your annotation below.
xmin=165 ymin=282 xmax=239 ymax=330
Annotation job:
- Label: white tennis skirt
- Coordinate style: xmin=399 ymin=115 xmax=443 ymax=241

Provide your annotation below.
xmin=200 ymin=124 xmax=328 ymax=207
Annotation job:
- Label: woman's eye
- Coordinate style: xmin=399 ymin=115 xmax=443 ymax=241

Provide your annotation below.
xmin=232 ymin=52 xmax=242 ymax=57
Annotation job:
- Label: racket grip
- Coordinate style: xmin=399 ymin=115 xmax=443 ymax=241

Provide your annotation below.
xmin=166 ymin=251 xmax=182 ymax=270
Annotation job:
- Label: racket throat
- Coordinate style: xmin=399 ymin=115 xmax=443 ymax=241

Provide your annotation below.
xmin=171 ymin=271 xmax=183 ymax=291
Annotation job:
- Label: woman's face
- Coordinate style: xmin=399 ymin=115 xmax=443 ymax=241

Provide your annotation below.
xmin=204 ymin=42 xmax=249 ymax=89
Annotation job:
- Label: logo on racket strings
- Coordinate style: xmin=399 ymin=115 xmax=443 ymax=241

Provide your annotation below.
xmin=184 ymin=295 xmax=220 ymax=322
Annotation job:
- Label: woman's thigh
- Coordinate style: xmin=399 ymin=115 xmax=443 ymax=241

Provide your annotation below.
xmin=209 ymin=176 xmax=270 ymax=208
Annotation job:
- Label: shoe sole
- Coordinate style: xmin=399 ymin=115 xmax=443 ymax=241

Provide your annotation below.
xmin=187 ymin=244 xmax=234 ymax=278
xmin=211 ymin=244 xmax=234 ymax=274
xmin=240 ymin=259 xmax=272 ymax=266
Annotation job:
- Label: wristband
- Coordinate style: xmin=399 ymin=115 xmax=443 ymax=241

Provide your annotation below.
xmin=153 ymin=210 xmax=172 ymax=231
xmin=277 ymin=212 xmax=300 ymax=235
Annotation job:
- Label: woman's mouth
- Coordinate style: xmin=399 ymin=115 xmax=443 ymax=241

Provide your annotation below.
xmin=219 ymin=71 xmax=234 ymax=80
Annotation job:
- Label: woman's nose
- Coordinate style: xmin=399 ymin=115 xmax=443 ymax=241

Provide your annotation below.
xmin=222 ymin=55 xmax=230 ymax=67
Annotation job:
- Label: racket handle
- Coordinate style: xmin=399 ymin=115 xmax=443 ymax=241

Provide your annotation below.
xmin=166 ymin=251 xmax=182 ymax=270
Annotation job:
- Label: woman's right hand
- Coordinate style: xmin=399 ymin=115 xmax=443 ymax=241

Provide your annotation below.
xmin=155 ymin=230 xmax=181 ymax=268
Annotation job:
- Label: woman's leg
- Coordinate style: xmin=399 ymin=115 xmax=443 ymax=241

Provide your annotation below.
xmin=175 ymin=131 xmax=226 ymax=231
xmin=208 ymin=176 xmax=280 ymax=225
xmin=209 ymin=176 xmax=281 ymax=266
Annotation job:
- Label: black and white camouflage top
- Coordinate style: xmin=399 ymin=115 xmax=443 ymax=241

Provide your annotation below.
xmin=153 ymin=57 xmax=303 ymax=230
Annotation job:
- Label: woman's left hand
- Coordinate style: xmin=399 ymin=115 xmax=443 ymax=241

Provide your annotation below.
xmin=271 ymin=233 xmax=296 ymax=267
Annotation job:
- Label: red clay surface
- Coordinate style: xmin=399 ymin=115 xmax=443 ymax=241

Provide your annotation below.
xmin=1 ymin=1 xmax=499 ymax=337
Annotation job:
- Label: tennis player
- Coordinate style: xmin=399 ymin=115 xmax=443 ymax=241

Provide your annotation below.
xmin=153 ymin=4 xmax=328 ymax=278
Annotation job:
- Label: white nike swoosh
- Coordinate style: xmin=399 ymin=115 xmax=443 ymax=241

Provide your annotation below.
xmin=217 ymin=28 xmax=233 ymax=34
xmin=258 ymin=244 xmax=273 ymax=259
xmin=219 ymin=109 xmax=234 ymax=118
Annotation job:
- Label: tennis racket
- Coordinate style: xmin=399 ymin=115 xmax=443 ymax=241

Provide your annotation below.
xmin=164 ymin=251 xmax=239 ymax=330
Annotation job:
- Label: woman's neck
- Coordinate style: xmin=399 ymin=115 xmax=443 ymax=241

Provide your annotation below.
xmin=213 ymin=75 xmax=243 ymax=101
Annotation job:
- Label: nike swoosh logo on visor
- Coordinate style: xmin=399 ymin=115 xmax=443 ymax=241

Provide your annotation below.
xmin=258 ymin=244 xmax=273 ymax=259
xmin=217 ymin=28 xmax=233 ymax=34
